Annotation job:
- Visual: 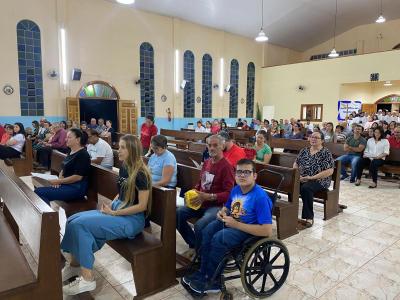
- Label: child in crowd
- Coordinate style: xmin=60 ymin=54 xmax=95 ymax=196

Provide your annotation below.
xmin=0 ymin=124 xmax=13 ymax=145
xmin=243 ymin=137 xmax=256 ymax=160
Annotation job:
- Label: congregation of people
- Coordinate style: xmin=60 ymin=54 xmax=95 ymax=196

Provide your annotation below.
xmin=0 ymin=107 xmax=399 ymax=296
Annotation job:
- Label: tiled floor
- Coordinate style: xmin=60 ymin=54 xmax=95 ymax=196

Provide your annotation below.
xmin=19 ymin=176 xmax=400 ymax=299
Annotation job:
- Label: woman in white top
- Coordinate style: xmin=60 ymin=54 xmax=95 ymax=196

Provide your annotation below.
xmin=195 ymin=120 xmax=206 ymax=133
xmin=204 ymin=121 xmax=212 ymax=133
xmin=355 ymin=127 xmax=390 ymax=188
xmin=0 ymin=122 xmax=26 ymax=160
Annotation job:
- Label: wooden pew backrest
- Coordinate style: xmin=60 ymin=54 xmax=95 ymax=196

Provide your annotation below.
xmin=168 ymin=148 xmax=202 ymax=168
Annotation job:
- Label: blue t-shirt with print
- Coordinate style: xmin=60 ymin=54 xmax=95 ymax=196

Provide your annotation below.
xmin=225 ymin=184 xmax=272 ymax=225
xmin=148 ymin=150 xmax=177 ymax=187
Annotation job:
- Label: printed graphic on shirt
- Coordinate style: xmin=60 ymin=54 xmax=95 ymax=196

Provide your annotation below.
xmin=230 ymin=198 xmax=246 ymax=219
xmin=200 ymin=171 xmax=215 ymax=191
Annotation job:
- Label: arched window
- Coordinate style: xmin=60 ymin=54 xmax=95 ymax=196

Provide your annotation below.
xmin=183 ymin=50 xmax=195 ymax=118
xmin=229 ymin=59 xmax=239 ymax=118
xmin=140 ymin=42 xmax=155 ymax=117
xmin=246 ymin=62 xmax=255 ymax=118
xmin=77 ymin=81 xmax=119 ymax=99
xmin=17 ymin=20 xmax=43 ymax=116
xmin=202 ymin=54 xmax=212 ymax=118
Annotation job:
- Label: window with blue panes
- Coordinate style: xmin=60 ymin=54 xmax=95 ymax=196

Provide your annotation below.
xmin=183 ymin=50 xmax=195 ymax=118
xmin=246 ymin=62 xmax=255 ymax=118
xmin=202 ymin=54 xmax=212 ymax=118
xmin=140 ymin=42 xmax=155 ymax=117
xmin=17 ymin=20 xmax=43 ymax=116
xmin=229 ymin=59 xmax=239 ymax=118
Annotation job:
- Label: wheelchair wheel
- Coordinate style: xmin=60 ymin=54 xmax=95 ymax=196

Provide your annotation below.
xmin=240 ymin=238 xmax=290 ymax=298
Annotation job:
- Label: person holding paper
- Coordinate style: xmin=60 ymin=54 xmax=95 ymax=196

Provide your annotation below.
xmin=34 ymin=128 xmax=91 ymax=205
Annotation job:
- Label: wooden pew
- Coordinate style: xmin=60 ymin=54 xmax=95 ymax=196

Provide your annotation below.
xmin=11 ymin=138 xmax=33 ymax=176
xmin=35 ymin=152 xmax=178 ymax=298
xmin=270 ymin=137 xmax=309 ymax=153
xmin=160 ymin=129 xmax=209 ymax=149
xmin=227 ymin=128 xmax=257 ymax=145
xmin=0 ymin=162 xmax=62 ymax=299
xmin=188 ymin=142 xmax=207 ymax=153
xmin=168 ymin=147 xmax=202 ymax=168
xmin=380 ymin=148 xmax=400 ymax=179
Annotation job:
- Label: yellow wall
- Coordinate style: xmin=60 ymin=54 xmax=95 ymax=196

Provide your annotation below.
xmin=0 ymin=0 xmax=263 ymax=120
xmin=261 ymin=50 xmax=400 ymax=123
xmin=263 ymin=43 xmax=302 ymax=67
xmin=340 ymin=82 xmax=400 ymax=104
xmin=302 ymin=19 xmax=400 ymax=61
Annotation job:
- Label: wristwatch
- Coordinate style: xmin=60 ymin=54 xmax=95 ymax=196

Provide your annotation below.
xmin=211 ymin=193 xmax=216 ymax=201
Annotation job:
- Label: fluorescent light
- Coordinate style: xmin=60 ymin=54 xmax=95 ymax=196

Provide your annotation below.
xmin=60 ymin=28 xmax=67 ymax=86
xmin=376 ymin=15 xmax=386 ymax=23
xmin=116 ymin=0 xmax=135 ymax=4
xmin=175 ymin=50 xmax=179 ymax=94
xmin=384 ymin=81 xmax=392 ymax=86
xmin=328 ymin=48 xmax=339 ymax=58
xmin=255 ymin=29 xmax=268 ymax=42
xmin=219 ymin=58 xmax=224 ymax=97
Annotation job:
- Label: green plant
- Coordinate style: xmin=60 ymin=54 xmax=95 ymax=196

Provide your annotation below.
xmin=256 ymin=102 xmax=262 ymax=121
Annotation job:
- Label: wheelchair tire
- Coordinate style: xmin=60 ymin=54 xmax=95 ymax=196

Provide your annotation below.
xmin=240 ymin=238 xmax=290 ymax=298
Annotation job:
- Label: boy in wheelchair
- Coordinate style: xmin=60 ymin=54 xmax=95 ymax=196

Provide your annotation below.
xmin=183 ymin=158 xmax=273 ymax=294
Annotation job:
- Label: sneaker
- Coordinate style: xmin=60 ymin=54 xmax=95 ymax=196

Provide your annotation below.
xmin=62 ymin=263 xmax=81 ymax=282
xmin=182 ymin=248 xmax=196 ymax=260
xmin=189 ymin=279 xmax=221 ymax=294
xmin=340 ymin=174 xmax=349 ymax=181
xmin=182 ymin=271 xmax=204 ymax=285
xmin=63 ymin=276 xmax=96 ymax=295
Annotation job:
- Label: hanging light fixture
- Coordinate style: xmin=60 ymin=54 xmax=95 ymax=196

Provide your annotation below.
xmin=116 ymin=0 xmax=135 ymax=4
xmin=255 ymin=0 xmax=268 ymax=42
xmin=376 ymin=0 xmax=386 ymax=23
xmin=328 ymin=0 xmax=339 ymax=58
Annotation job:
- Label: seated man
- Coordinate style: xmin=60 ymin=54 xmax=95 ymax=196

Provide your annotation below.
xmin=87 ymin=129 xmax=114 ymax=169
xmin=336 ymin=124 xmax=366 ymax=182
xmin=218 ymin=131 xmax=246 ymax=168
xmin=176 ymin=134 xmax=235 ymax=258
xmin=183 ymin=158 xmax=273 ymax=293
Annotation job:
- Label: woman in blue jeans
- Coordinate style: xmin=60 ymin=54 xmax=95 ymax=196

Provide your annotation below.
xmin=35 ymin=128 xmax=90 ymax=205
xmin=60 ymin=134 xmax=152 ymax=296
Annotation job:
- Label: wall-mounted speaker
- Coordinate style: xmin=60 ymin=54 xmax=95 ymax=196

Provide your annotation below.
xmin=72 ymin=68 xmax=82 ymax=81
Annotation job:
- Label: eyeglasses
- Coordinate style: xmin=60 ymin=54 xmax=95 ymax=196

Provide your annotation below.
xmin=207 ymin=143 xmax=220 ymax=148
xmin=310 ymin=136 xmax=321 ymax=140
xmin=235 ymin=170 xmax=253 ymax=177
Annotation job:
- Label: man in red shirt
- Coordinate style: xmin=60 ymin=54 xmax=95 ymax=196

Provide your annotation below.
xmin=176 ymin=134 xmax=235 ymax=258
xmin=0 ymin=124 xmax=5 ymax=141
xmin=140 ymin=115 xmax=158 ymax=154
xmin=388 ymin=126 xmax=400 ymax=149
xmin=218 ymin=131 xmax=246 ymax=168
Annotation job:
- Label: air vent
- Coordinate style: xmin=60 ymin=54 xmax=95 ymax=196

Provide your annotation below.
xmin=310 ymin=48 xmax=357 ymax=61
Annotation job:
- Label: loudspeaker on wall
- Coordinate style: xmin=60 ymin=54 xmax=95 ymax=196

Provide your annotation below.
xmin=72 ymin=68 xmax=82 ymax=81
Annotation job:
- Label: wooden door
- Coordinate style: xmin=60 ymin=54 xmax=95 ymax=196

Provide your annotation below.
xmin=118 ymin=100 xmax=137 ymax=134
xmin=66 ymin=97 xmax=80 ymax=124
xmin=361 ymin=104 xmax=376 ymax=116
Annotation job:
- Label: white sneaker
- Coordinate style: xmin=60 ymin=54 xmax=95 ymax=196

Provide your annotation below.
xmin=62 ymin=276 xmax=96 ymax=295
xmin=62 ymin=263 xmax=80 ymax=282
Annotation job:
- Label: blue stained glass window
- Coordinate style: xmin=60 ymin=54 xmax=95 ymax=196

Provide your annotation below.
xmin=246 ymin=62 xmax=255 ymax=118
xmin=202 ymin=54 xmax=212 ymax=118
xmin=140 ymin=42 xmax=155 ymax=117
xmin=229 ymin=59 xmax=239 ymax=118
xmin=184 ymin=50 xmax=195 ymax=118
xmin=17 ymin=20 xmax=43 ymax=116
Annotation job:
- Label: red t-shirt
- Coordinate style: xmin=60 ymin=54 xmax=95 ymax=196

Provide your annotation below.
xmin=0 ymin=125 xmax=4 ymax=141
xmin=195 ymin=157 xmax=235 ymax=208
xmin=140 ymin=123 xmax=158 ymax=149
xmin=211 ymin=125 xmax=220 ymax=134
xmin=388 ymin=135 xmax=400 ymax=149
xmin=244 ymin=148 xmax=256 ymax=160
xmin=223 ymin=143 xmax=246 ymax=167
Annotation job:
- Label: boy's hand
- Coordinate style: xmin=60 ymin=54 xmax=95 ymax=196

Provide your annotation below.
xmin=222 ymin=216 xmax=238 ymax=228
xmin=217 ymin=209 xmax=227 ymax=220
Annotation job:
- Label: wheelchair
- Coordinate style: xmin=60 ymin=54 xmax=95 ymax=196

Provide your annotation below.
xmin=181 ymin=169 xmax=290 ymax=299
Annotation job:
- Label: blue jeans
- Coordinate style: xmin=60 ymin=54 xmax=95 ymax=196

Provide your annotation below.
xmin=200 ymin=220 xmax=251 ymax=279
xmin=176 ymin=206 xmax=220 ymax=249
xmin=61 ymin=201 xmax=144 ymax=269
xmin=336 ymin=154 xmax=361 ymax=181
xmin=34 ymin=181 xmax=88 ymax=205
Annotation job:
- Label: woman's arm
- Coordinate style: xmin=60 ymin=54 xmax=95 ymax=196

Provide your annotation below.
xmin=6 ymin=138 xmax=16 ymax=146
xmin=153 ymin=165 xmax=174 ymax=187
xmin=262 ymin=153 xmax=272 ymax=164
xmin=50 ymin=174 xmax=83 ymax=185
xmin=109 ymin=190 xmax=150 ymax=216
xmin=310 ymin=168 xmax=334 ymax=180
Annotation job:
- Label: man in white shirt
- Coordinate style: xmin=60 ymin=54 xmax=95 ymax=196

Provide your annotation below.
xmin=86 ymin=129 xmax=114 ymax=169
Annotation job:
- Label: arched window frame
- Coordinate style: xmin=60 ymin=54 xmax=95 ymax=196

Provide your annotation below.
xmin=140 ymin=42 xmax=155 ymax=117
xmin=202 ymin=54 xmax=212 ymax=118
xmin=183 ymin=50 xmax=195 ymax=118
xmin=246 ymin=62 xmax=255 ymax=118
xmin=229 ymin=59 xmax=239 ymax=118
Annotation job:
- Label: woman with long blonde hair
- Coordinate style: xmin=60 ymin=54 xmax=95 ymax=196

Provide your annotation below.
xmin=60 ymin=134 xmax=152 ymax=296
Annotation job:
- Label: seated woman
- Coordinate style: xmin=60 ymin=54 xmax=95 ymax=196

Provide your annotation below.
xmin=288 ymin=122 xmax=304 ymax=140
xmin=355 ymin=127 xmax=390 ymax=188
xmin=293 ymin=131 xmax=334 ymax=227
xmin=0 ymin=122 xmax=26 ymax=160
xmin=34 ymin=129 xmax=90 ymax=205
xmin=31 ymin=120 xmax=40 ymax=138
xmin=323 ymin=122 xmax=337 ymax=143
xmin=101 ymin=120 xmax=116 ymax=144
xmin=60 ymin=135 xmax=152 ymax=295
xmin=0 ymin=124 xmax=14 ymax=145
xmin=148 ymin=135 xmax=177 ymax=188
xmin=254 ymin=131 xmax=272 ymax=164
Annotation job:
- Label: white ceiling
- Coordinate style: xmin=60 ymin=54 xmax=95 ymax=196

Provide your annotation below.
xmin=112 ymin=0 xmax=400 ymax=51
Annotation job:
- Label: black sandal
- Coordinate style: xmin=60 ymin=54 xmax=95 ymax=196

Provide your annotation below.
xmin=368 ymin=184 xmax=377 ymax=189
xmin=355 ymin=180 xmax=361 ymax=186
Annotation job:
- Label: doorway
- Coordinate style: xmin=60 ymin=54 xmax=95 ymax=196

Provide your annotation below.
xmin=79 ymin=99 xmax=118 ymax=131
xmin=376 ymin=103 xmax=392 ymax=112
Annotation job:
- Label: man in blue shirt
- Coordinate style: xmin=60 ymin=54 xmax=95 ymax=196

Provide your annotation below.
xmin=182 ymin=158 xmax=273 ymax=294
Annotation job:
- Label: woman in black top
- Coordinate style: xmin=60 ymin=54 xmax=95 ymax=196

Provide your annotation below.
xmin=60 ymin=134 xmax=152 ymax=295
xmin=293 ymin=131 xmax=334 ymax=227
xmin=34 ymin=128 xmax=91 ymax=205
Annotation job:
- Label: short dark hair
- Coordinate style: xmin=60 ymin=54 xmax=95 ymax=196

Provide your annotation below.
xmin=151 ymin=135 xmax=168 ymax=149
xmin=88 ymin=129 xmax=100 ymax=137
xmin=374 ymin=126 xmax=385 ymax=141
xmin=257 ymin=130 xmax=269 ymax=141
xmin=69 ymin=128 xmax=88 ymax=146
xmin=313 ymin=130 xmax=325 ymax=141
xmin=237 ymin=159 xmax=256 ymax=173
xmin=146 ymin=115 xmax=154 ymax=123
